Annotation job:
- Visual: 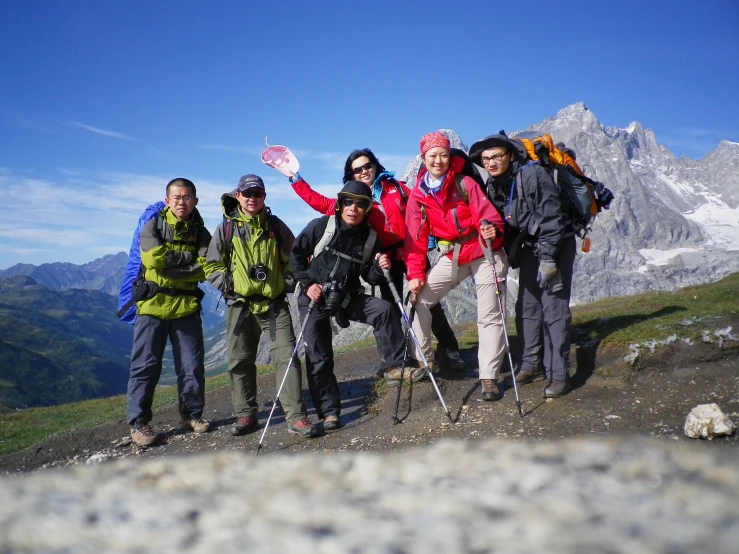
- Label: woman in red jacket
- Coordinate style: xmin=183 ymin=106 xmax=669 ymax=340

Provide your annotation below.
xmin=285 ymin=149 xmax=464 ymax=376
xmin=405 ymin=131 xmax=509 ymax=401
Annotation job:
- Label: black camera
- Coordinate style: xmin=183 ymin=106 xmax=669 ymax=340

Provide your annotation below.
xmin=248 ymin=263 xmax=269 ymax=282
xmin=324 ymin=277 xmax=346 ymax=315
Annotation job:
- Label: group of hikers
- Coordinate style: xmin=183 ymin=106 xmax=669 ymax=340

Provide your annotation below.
xmin=124 ymin=130 xmax=583 ymax=447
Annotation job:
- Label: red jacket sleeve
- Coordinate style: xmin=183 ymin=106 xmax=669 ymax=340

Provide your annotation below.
xmin=291 ymin=177 xmax=336 ymax=216
xmin=403 ymin=196 xmax=429 ymax=281
xmin=465 ymin=176 xmax=505 ymax=251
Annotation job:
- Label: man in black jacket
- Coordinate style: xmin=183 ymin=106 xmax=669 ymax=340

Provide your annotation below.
xmin=469 ymin=134 xmax=575 ymax=399
xmin=290 ymin=181 xmax=413 ymax=430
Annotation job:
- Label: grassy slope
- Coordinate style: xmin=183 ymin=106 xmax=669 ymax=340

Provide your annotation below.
xmin=1 ymin=274 xmax=737 ymax=457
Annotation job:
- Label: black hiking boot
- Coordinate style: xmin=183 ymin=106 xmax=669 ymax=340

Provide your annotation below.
xmin=542 ymin=379 xmax=571 ymax=399
xmin=231 ymin=416 xmax=258 ymax=436
xmin=323 ymin=415 xmax=342 ymax=431
xmin=436 ymin=347 xmax=465 ymax=371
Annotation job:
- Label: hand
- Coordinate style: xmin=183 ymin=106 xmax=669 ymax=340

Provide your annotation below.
xmin=306 ymin=283 xmax=323 ymax=303
xmin=537 ymin=260 xmax=562 ymax=292
xmin=408 ymin=278 xmax=425 ymax=295
xmin=286 ymin=170 xmax=297 ymax=180
xmin=480 ymin=224 xmax=497 ymax=240
xmin=375 ymin=253 xmax=391 ymax=270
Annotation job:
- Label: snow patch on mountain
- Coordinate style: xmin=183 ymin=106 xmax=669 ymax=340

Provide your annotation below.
xmin=683 ymin=204 xmax=739 ymax=250
xmin=638 ymin=247 xmax=701 ymax=273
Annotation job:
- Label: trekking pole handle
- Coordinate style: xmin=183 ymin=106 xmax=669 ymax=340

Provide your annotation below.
xmin=480 ymin=219 xmax=495 ymax=264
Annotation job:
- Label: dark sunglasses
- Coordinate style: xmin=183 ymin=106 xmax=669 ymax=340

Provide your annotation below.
xmin=351 ymin=162 xmax=374 ymax=175
xmin=341 ymin=197 xmax=370 ymax=210
xmin=240 ymin=189 xmax=265 ymax=199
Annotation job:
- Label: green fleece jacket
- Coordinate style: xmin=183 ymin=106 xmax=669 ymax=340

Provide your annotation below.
xmin=204 ymin=194 xmax=294 ymax=315
xmin=137 ymin=206 xmax=211 ymax=319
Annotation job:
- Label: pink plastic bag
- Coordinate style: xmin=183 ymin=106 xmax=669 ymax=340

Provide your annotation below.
xmin=261 ymin=137 xmax=300 ymax=177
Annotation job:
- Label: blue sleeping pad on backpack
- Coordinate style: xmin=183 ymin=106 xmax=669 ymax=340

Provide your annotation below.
xmin=118 ymin=201 xmax=166 ymax=324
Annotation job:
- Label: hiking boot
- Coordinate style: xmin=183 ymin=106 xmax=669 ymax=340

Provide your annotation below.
xmin=436 ymin=347 xmax=465 ymax=371
xmin=384 ymin=366 xmax=426 ymax=387
xmin=288 ymin=417 xmax=320 ymax=438
xmin=542 ymin=379 xmax=571 ymax=399
xmin=185 ymin=418 xmax=210 ymax=434
xmin=515 ymin=367 xmax=547 ymax=385
xmin=130 ymin=422 xmax=157 ymax=447
xmin=480 ymin=379 xmax=503 ymax=402
xmin=231 ymin=416 xmax=258 ymax=436
xmin=323 ymin=415 xmax=342 ymax=431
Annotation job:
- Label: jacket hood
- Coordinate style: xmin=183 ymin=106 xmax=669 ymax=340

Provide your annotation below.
xmin=469 ymin=134 xmax=527 ymax=165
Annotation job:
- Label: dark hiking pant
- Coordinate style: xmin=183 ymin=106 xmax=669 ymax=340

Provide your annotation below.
xmin=225 ymin=296 xmax=307 ymax=425
xmin=376 ymin=259 xmax=459 ymax=351
xmin=127 ymin=313 xmax=205 ymax=425
xmin=298 ymin=292 xmax=405 ymax=420
xmin=516 ymin=237 xmax=576 ymax=382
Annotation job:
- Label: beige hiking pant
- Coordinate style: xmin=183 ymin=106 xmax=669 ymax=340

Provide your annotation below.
xmin=411 ymin=250 xmax=508 ymax=380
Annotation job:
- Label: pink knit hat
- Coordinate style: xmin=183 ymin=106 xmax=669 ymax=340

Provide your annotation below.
xmin=420 ymin=131 xmax=451 ymax=156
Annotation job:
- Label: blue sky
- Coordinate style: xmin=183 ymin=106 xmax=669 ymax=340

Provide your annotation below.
xmin=1 ymin=0 xmax=737 ymax=268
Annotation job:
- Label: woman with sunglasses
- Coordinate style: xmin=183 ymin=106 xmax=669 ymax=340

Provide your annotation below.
xmin=405 ymin=132 xmax=508 ymax=401
xmin=285 ymin=149 xmax=465 ymax=377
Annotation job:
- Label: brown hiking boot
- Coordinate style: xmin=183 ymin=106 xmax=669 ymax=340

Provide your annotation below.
xmin=384 ymin=366 xmax=426 ymax=387
xmin=480 ymin=379 xmax=503 ymax=402
xmin=130 ymin=422 xmax=157 ymax=447
xmin=515 ymin=367 xmax=546 ymax=385
xmin=185 ymin=418 xmax=210 ymax=434
xmin=323 ymin=415 xmax=342 ymax=431
xmin=231 ymin=416 xmax=258 ymax=436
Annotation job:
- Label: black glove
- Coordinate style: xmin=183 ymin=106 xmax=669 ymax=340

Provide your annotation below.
xmin=282 ymin=269 xmax=297 ymax=294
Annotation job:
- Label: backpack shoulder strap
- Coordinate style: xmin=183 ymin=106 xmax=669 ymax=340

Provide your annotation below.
xmin=362 ymin=228 xmax=378 ymax=267
xmin=455 ymin=174 xmax=469 ymax=205
xmin=313 ymin=215 xmax=336 ymax=259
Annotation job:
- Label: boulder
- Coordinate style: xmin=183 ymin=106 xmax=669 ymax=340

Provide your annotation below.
xmin=684 ymin=403 xmax=736 ymax=439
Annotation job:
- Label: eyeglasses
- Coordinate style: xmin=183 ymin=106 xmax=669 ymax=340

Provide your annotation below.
xmin=351 ymin=162 xmax=374 ymax=175
xmin=480 ymin=153 xmax=509 ymax=165
xmin=341 ymin=197 xmax=370 ymax=210
xmin=240 ymin=190 xmax=265 ymax=199
xmin=169 ymin=195 xmax=194 ymax=203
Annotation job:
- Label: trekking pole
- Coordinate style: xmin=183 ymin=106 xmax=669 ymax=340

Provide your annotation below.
xmin=480 ymin=220 xmax=524 ymax=417
xmin=382 ymin=269 xmax=454 ymax=424
xmin=255 ymin=300 xmax=316 ymax=455
xmin=392 ymin=293 xmax=416 ymax=424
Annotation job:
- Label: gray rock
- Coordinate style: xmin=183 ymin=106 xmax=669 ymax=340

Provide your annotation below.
xmin=1 ymin=437 xmax=738 ymax=553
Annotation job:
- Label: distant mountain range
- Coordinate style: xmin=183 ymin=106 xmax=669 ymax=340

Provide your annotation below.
xmin=0 ymin=275 xmax=132 ymax=409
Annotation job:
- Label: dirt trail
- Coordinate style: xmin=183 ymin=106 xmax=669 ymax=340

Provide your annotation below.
xmin=1 ymin=337 xmax=738 ymax=474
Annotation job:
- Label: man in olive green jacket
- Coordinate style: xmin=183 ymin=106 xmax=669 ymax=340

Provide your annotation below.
xmin=205 ymin=174 xmax=318 ymax=439
xmin=127 ymin=178 xmax=212 ymax=447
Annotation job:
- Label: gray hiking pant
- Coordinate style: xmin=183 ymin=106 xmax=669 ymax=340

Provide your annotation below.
xmin=127 ymin=313 xmax=205 ymax=425
xmin=226 ymin=296 xmax=307 ymax=425
xmin=516 ymin=237 xmax=576 ymax=381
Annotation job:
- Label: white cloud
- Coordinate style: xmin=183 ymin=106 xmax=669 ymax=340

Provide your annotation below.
xmin=0 ymin=168 xmax=348 ymax=268
xmin=69 ymin=121 xmax=131 ymax=140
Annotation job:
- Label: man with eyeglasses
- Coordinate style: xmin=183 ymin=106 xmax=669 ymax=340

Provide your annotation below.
xmin=290 ymin=180 xmax=412 ymax=430
xmin=469 ymin=134 xmax=575 ymax=399
xmin=204 ymin=174 xmax=319 ymax=439
xmin=127 ymin=178 xmax=212 ymax=447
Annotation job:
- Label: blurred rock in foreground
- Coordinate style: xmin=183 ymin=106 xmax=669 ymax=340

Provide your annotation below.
xmin=2 ymin=437 xmax=738 ymax=553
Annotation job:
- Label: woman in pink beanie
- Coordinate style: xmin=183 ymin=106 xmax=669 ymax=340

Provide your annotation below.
xmin=404 ymin=131 xmax=510 ymax=401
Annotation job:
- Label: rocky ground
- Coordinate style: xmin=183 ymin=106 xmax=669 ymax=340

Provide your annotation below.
xmin=1 ymin=327 xmax=737 ymax=474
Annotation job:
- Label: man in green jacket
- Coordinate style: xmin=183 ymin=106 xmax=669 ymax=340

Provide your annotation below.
xmin=127 ymin=178 xmax=212 ymax=447
xmin=205 ymin=174 xmax=319 ymax=439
